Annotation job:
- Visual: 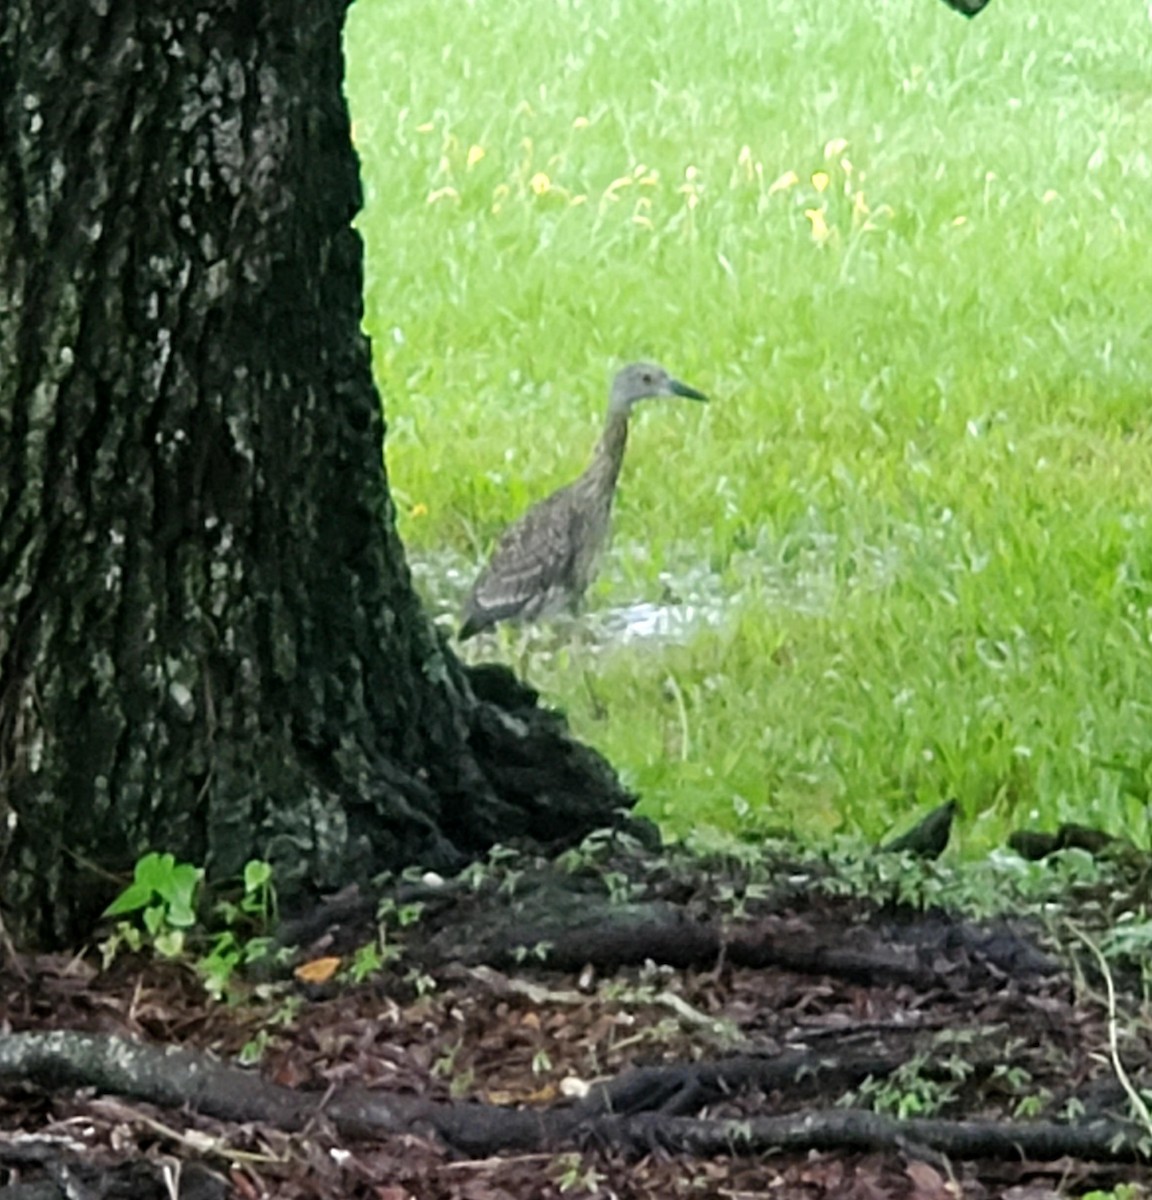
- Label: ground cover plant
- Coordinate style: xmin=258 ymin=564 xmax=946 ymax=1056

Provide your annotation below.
xmin=346 ymin=0 xmax=1152 ymax=852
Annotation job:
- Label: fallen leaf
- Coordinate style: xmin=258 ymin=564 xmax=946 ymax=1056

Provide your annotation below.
xmin=294 ymin=956 xmax=341 ymax=984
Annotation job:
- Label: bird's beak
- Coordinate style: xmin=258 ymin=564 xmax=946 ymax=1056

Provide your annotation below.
xmin=669 ymin=378 xmax=708 ymax=402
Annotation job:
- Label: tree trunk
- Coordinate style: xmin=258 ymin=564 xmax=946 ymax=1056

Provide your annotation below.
xmin=0 ymin=1 xmax=633 ymax=948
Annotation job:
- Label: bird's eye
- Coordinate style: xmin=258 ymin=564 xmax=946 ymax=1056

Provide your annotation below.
xmin=642 ymin=372 xmax=654 ymax=384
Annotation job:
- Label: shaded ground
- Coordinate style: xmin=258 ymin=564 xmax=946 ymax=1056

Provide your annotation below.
xmin=2 ymin=840 xmax=1152 ymax=1198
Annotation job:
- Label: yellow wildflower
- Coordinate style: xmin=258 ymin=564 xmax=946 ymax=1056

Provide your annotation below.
xmin=767 ymin=169 xmax=799 ymax=196
xmin=733 ymin=145 xmax=759 ymax=186
xmin=466 ymin=145 xmax=485 ymax=170
xmin=805 ymin=207 xmax=831 ymax=244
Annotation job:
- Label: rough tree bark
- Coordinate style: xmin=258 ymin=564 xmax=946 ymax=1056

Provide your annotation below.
xmin=0 ymin=2 xmax=632 ymax=948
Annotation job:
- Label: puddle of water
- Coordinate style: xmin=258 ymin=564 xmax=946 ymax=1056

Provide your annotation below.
xmin=407 ymin=535 xmax=879 ymax=654
xmin=586 ymin=598 xmax=722 ymax=644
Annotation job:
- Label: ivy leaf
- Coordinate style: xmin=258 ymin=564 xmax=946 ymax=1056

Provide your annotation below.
xmin=103 ymin=881 xmax=155 ymax=917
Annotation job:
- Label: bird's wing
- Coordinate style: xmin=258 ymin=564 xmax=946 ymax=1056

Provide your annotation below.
xmin=461 ymin=488 xmax=582 ymax=634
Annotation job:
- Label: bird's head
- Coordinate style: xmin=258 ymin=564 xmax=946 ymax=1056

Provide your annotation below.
xmin=609 ymin=362 xmax=708 ymax=414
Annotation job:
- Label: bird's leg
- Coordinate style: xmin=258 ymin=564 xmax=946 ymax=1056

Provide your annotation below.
xmin=581 ymin=669 xmax=609 ymax=721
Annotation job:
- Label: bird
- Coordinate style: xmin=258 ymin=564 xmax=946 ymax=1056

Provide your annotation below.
xmin=880 ymin=799 xmax=959 ymax=860
xmin=458 ymin=362 xmax=708 ymax=640
xmin=938 ymin=0 xmax=991 ymax=16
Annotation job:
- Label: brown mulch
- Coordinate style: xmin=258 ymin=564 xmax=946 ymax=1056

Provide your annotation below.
xmin=2 ymin=847 xmax=1151 ymax=1198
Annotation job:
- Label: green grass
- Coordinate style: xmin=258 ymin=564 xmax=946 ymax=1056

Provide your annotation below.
xmin=345 ymin=0 xmax=1152 ymax=849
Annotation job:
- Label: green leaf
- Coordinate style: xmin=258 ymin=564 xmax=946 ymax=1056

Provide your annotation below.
xmin=156 ymin=862 xmax=202 ymax=913
xmin=154 ymin=928 xmax=186 ymax=958
xmin=242 ymin=936 xmax=275 ymax=965
xmin=134 ymin=852 xmax=178 ymax=891
xmin=103 ymin=880 xmax=156 ymax=917
xmin=244 ymin=860 xmax=272 ymax=893
xmin=165 ymin=896 xmax=198 ymax=928
xmin=104 ymin=852 xmax=202 ymax=920
xmin=142 ymin=905 xmax=166 ymax=937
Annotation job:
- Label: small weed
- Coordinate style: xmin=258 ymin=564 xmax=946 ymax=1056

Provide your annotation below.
xmin=238 ymin=1030 xmax=271 ymax=1066
xmin=344 ymin=939 xmax=393 ymax=983
xmin=814 ymin=839 xmax=1116 ymax=923
xmin=602 ymin=870 xmax=636 ymax=904
xmin=404 ymin=967 xmax=438 ymax=996
xmin=338 ymin=896 xmax=428 ymax=984
xmin=101 ymin=854 xmax=286 ymax=1003
xmin=511 ymin=940 xmax=554 ymax=965
xmin=198 ymin=931 xmax=278 ymax=1002
xmin=1012 ymin=1092 xmax=1049 ymax=1120
xmin=717 ymin=880 xmax=770 ymax=920
xmin=377 ymin=896 xmax=425 ymax=929
xmin=102 ymin=852 xmax=202 ymax=961
xmin=432 ymin=1040 xmax=476 ymax=1098
xmin=551 ymin=1152 xmax=606 ymax=1195
xmin=846 ymin=1047 xmax=977 ymax=1120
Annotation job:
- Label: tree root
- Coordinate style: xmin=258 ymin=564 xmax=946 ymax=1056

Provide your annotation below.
xmin=0 ymin=1030 xmax=1146 ymax=1166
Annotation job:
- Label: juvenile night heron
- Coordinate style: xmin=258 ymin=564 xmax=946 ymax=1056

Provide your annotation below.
xmin=459 ymin=362 xmax=708 ymax=640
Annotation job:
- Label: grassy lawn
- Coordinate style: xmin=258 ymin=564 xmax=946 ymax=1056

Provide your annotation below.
xmin=345 ymin=0 xmax=1152 ymax=850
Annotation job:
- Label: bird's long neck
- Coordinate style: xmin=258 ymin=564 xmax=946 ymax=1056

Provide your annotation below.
xmin=581 ymin=405 xmax=631 ymax=504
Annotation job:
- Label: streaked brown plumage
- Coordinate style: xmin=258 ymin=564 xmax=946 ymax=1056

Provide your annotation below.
xmin=459 ymin=362 xmax=707 ymax=640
